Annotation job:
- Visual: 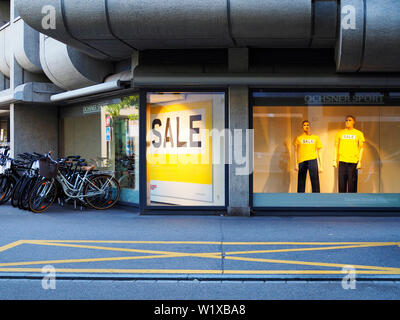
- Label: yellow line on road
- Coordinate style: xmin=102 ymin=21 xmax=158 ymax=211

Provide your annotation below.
xmin=224 ymin=243 xmax=397 ymax=255
xmin=0 ymin=240 xmax=24 ymax=253
xmin=2 ymin=240 xmax=399 ymax=275
xmin=0 ymin=268 xmax=223 ymax=274
xmin=24 ymin=240 xmax=222 ymax=259
xmin=0 ymin=253 xmax=208 ymax=267
xmin=224 ymin=270 xmax=400 ymax=275
xmin=30 ymin=240 xmax=400 ymax=246
xmin=224 ymin=256 xmax=400 ymax=272
xmin=39 ymin=240 xmax=224 ymax=245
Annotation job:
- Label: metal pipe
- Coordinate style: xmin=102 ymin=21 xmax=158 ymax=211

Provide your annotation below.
xmin=50 ymin=80 xmax=123 ymax=102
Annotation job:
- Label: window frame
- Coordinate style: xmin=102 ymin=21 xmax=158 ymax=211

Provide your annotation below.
xmin=250 ymin=88 xmax=400 ymax=214
xmin=139 ymin=88 xmax=229 ymax=213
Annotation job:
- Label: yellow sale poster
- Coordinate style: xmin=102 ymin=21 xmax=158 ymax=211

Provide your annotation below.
xmin=147 ymin=100 xmax=213 ymax=204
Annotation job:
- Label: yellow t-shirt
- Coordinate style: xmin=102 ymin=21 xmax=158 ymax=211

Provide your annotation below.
xmin=294 ymin=134 xmax=323 ymax=164
xmin=335 ymin=128 xmax=365 ymax=164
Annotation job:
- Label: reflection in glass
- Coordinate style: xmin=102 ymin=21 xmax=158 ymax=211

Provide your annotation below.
xmin=253 ymin=99 xmax=400 ymax=208
xmin=60 ymin=95 xmax=139 ymax=205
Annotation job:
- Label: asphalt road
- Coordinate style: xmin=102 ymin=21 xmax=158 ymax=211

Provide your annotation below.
xmin=1 ymin=203 xmax=400 ymax=299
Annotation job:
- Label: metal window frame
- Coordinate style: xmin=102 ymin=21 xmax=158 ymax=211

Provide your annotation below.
xmin=139 ymin=88 xmax=229 ymax=214
xmin=249 ymin=88 xmax=400 ymax=215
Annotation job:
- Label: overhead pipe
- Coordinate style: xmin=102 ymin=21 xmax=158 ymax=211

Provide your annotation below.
xmin=50 ymin=80 xmax=128 ymax=102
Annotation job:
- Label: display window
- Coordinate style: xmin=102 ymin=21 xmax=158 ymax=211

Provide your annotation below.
xmin=145 ymin=92 xmax=226 ymax=207
xmin=60 ymin=95 xmax=139 ymax=205
xmin=0 ymin=114 xmax=9 ymax=147
xmin=252 ymin=91 xmax=400 ymax=208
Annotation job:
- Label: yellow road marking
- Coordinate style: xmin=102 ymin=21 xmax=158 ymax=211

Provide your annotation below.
xmin=224 ymin=270 xmax=400 ymax=275
xmin=224 ymin=256 xmax=400 ymax=272
xmin=224 ymin=243 xmax=397 ymax=255
xmin=30 ymin=240 xmax=400 ymax=246
xmin=1 ymin=240 xmax=400 ymax=275
xmin=24 ymin=240 xmax=222 ymax=258
xmin=0 ymin=253 xmax=210 ymax=267
xmin=24 ymin=240 xmax=400 ymax=258
xmin=0 ymin=240 xmax=24 ymax=253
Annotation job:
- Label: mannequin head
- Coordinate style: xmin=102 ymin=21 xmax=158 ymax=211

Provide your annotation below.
xmin=302 ymin=120 xmax=310 ymax=134
xmin=345 ymin=115 xmax=355 ymax=129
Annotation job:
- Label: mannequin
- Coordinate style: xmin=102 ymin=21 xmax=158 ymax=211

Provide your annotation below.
xmin=333 ymin=115 xmax=365 ymax=193
xmin=294 ymin=120 xmax=323 ymax=193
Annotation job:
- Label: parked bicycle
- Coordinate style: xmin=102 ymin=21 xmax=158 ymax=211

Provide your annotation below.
xmin=0 ymin=147 xmax=27 ymax=205
xmin=10 ymin=152 xmax=42 ymax=210
xmin=28 ymin=152 xmax=120 ymax=213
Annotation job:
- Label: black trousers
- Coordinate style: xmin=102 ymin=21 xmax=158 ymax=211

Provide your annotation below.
xmin=338 ymin=162 xmax=358 ymax=193
xmin=297 ymin=159 xmax=320 ymax=193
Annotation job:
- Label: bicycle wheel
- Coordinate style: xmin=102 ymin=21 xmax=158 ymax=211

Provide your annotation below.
xmin=84 ymin=174 xmax=120 ymax=210
xmin=19 ymin=176 xmax=39 ymax=210
xmin=11 ymin=177 xmax=25 ymax=208
xmin=28 ymin=178 xmax=57 ymax=213
xmin=17 ymin=176 xmax=33 ymax=209
xmin=0 ymin=175 xmax=15 ymax=205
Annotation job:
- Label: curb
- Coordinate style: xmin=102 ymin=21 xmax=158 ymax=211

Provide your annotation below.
xmin=1 ymin=272 xmax=400 ymax=282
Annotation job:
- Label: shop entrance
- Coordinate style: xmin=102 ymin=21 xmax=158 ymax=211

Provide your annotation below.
xmin=60 ymin=95 xmax=140 ymax=206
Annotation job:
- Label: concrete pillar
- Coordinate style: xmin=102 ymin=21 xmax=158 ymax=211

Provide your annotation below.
xmin=228 ymin=86 xmax=251 ymax=216
xmin=10 ymin=103 xmax=58 ymax=158
xmin=227 ymin=48 xmax=250 ymax=216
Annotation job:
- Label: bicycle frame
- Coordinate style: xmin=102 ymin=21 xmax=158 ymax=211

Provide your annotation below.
xmin=56 ymin=170 xmax=114 ymax=201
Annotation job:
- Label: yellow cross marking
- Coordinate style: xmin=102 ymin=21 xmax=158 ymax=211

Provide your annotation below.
xmin=0 ymin=240 xmax=399 ymax=275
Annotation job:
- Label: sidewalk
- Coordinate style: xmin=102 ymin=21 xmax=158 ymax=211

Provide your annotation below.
xmin=1 ymin=203 xmax=400 ymax=282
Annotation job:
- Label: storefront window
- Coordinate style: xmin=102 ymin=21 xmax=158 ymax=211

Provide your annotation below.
xmin=252 ymin=91 xmax=400 ymax=208
xmin=60 ymin=95 xmax=139 ymax=205
xmin=0 ymin=112 xmax=9 ymax=147
xmin=146 ymin=92 xmax=225 ymax=207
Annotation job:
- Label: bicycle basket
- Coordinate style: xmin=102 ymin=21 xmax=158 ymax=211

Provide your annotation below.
xmin=39 ymin=157 xmax=59 ymax=178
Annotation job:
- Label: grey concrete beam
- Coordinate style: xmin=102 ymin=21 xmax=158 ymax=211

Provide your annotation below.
xmin=361 ymin=0 xmax=400 ymax=72
xmin=230 ymin=0 xmax=312 ymax=47
xmin=14 ymin=0 xmax=331 ymax=53
xmin=0 ymin=23 xmax=11 ymax=77
xmin=13 ymin=18 xmax=42 ymax=74
xmin=133 ymin=69 xmax=400 ymax=88
xmin=11 ymin=0 xmax=400 ymax=72
xmin=39 ymin=35 xmax=113 ymax=90
xmin=336 ymin=0 xmax=400 ymax=72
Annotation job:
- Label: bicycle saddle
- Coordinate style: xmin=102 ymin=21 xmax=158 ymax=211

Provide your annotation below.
xmin=82 ymin=165 xmax=96 ymax=171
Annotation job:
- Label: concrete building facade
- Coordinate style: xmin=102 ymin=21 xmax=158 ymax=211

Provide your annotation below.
xmin=0 ymin=0 xmax=399 ymax=214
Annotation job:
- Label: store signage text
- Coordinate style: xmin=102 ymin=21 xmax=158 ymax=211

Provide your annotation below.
xmin=149 ymin=109 xmax=206 ymax=155
xmin=305 ymin=95 xmax=384 ymax=105
xmin=83 ymin=105 xmax=102 ymax=114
